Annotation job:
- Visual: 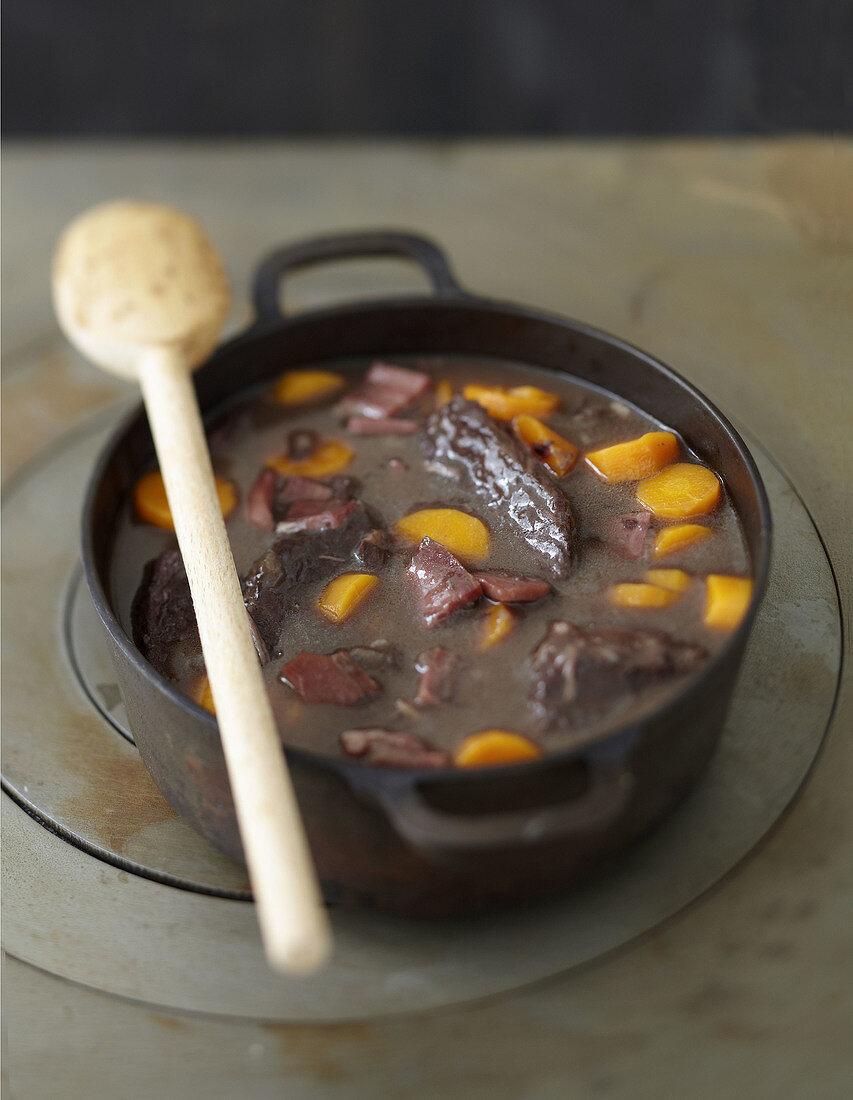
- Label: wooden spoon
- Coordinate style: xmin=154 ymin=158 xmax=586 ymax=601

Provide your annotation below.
xmin=53 ymin=200 xmax=331 ymax=974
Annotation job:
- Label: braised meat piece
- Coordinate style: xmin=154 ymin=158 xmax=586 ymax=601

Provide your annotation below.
xmin=275 ymin=499 xmax=358 ymax=535
xmin=246 ymin=470 xmax=340 ymax=530
xmin=348 ymin=640 xmax=403 ymax=669
xmin=132 ymin=548 xmax=199 ymax=680
xmin=604 ymin=513 xmax=651 ymax=560
xmin=134 ymin=548 xmax=273 ymax=676
xmin=474 ymin=571 xmax=551 ymax=604
xmin=528 ymin=620 xmax=707 ymax=731
xmin=281 ymin=651 xmax=381 ymax=705
xmin=353 ymin=529 xmax=390 ymax=570
xmin=422 ymin=397 xmax=575 ymax=579
xmin=246 ymin=469 xmax=278 ymax=529
xmin=285 ymin=429 xmax=319 ymax=460
xmin=278 ymin=475 xmax=338 ymax=503
xmin=414 ymin=647 xmax=459 ymax=707
xmin=340 ymin=728 xmax=451 ymax=768
xmin=346 ymin=416 xmax=419 ymax=435
xmin=337 ymin=361 xmax=431 ymax=419
xmin=407 ymin=537 xmax=483 ymax=628
xmin=243 ymin=502 xmax=382 ymax=650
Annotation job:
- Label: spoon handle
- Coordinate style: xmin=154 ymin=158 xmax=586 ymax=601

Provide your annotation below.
xmin=139 ymin=345 xmax=331 ymax=974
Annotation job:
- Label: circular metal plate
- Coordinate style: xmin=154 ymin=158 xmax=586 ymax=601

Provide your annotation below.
xmin=1 ymin=413 xmax=842 ymax=1021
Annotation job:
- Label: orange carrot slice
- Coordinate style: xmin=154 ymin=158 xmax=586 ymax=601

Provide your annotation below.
xmin=318 ymin=573 xmax=379 ymax=623
xmin=637 ymin=463 xmax=722 ymax=519
xmin=479 ymin=603 xmax=516 ymax=649
xmin=462 ymin=384 xmax=559 ymax=421
xmin=273 ymin=369 xmax=345 ymax=406
xmin=644 ymin=568 xmax=692 ymax=593
xmin=704 ymin=575 xmax=753 ymax=630
xmin=514 ymin=414 xmax=579 ymax=476
xmin=394 ymin=508 xmax=490 ymax=563
xmin=193 ymin=675 xmax=216 ymax=715
xmin=585 ymin=431 xmax=679 ymax=483
xmin=455 ymin=730 xmax=542 ymax=768
xmin=134 ymin=471 xmax=236 ymax=530
xmin=267 ymin=439 xmax=354 ymax=479
xmin=435 ymin=379 xmax=454 ymax=407
xmin=654 ymin=524 xmax=713 ymax=558
xmin=609 ymin=582 xmax=680 ymax=609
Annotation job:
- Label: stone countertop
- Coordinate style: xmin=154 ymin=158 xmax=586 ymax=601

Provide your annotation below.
xmin=2 ymin=139 xmax=851 ymax=1099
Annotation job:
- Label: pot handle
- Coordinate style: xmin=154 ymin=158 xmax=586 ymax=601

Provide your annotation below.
xmin=362 ymin=763 xmax=634 ymax=855
xmin=252 ymin=230 xmax=465 ymax=323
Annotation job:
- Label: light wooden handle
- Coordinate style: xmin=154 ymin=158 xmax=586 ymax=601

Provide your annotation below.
xmin=139 ymin=346 xmax=331 ymax=974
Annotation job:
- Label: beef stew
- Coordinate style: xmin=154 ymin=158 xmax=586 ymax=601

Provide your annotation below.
xmin=115 ymin=355 xmax=751 ymax=770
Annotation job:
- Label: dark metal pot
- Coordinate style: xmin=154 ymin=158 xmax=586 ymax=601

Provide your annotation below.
xmin=82 ymin=231 xmax=772 ymax=916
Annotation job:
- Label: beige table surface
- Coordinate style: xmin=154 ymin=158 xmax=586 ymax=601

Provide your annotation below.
xmin=2 ymin=139 xmax=851 ymax=1099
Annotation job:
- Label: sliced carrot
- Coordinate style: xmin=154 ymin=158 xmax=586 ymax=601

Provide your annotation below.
xmin=585 ymin=431 xmax=679 ymax=483
xmin=637 ymin=463 xmax=722 ymax=519
xmin=609 ymin=582 xmax=680 ymax=609
xmin=134 ymin=471 xmax=237 ymax=530
xmin=435 ymin=379 xmax=454 ymax=407
xmin=318 ymin=573 xmax=379 ymax=623
xmin=644 ymin=568 xmax=692 ymax=593
xmin=273 ymin=369 xmax=345 ymax=406
xmin=479 ymin=603 xmax=516 ymax=649
xmin=267 ymin=438 xmax=354 ymax=479
xmin=704 ymin=575 xmax=754 ymax=630
xmin=193 ymin=675 xmax=216 ymax=715
xmin=394 ymin=508 xmax=490 ymax=563
xmin=514 ymin=414 xmax=579 ymax=476
xmin=654 ymin=523 xmax=713 ymax=559
xmin=455 ymin=730 xmax=542 ymax=768
xmin=462 ymin=384 xmax=560 ymax=421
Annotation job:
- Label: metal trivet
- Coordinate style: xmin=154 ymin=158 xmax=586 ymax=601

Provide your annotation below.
xmin=1 ymin=411 xmax=841 ymax=1021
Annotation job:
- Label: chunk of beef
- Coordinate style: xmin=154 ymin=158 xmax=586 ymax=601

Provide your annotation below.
xmin=474 ymin=571 xmax=551 ymax=604
xmin=346 ymin=416 xmax=419 ymax=435
xmin=132 ymin=548 xmax=199 ymax=680
xmin=275 ymin=499 xmax=358 ymax=535
xmin=414 ymin=647 xmax=460 ymax=707
xmin=246 ymin=469 xmax=340 ymax=530
xmin=277 ymin=475 xmax=336 ymax=504
xmin=246 ymin=612 xmax=270 ymax=665
xmin=133 ymin=550 xmax=273 ymax=677
xmin=604 ymin=513 xmax=651 ymax=560
xmin=422 ymin=397 xmax=575 ymax=579
xmin=528 ymin=620 xmax=707 ymax=731
xmin=286 ymin=429 xmax=319 ymax=460
xmin=353 ymin=529 xmax=390 ymax=570
xmin=243 ymin=501 xmax=382 ymax=650
xmin=340 ymin=728 xmax=451 ymax=769
xmin=280 ymin=651 xmax=380 ymax=705
xmin=348 ymin=640 xmax=403 ymax=669
xmin=246 ymin=468 xmax=277 ymax=529
xmin=338 ymin=361 xmax=431 ymax=419
xmin=407 ymin=537 xmax=483 ymax=628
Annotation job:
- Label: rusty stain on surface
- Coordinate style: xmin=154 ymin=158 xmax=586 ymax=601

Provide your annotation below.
xmin=148 ymin=1012 xmax=192 ymax=1031
xmin=56 ymin=709 xmax=177 ymax=853
xmin=261 ymin=1021 xmax=373 ymax=1082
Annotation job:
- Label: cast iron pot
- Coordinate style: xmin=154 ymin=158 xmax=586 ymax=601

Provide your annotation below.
xmin=82 ymin=231 xmax=772 ymax=916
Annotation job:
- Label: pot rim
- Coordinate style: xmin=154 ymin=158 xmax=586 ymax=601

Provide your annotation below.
xmin=81 ymin=289 xmax=772 ymax=789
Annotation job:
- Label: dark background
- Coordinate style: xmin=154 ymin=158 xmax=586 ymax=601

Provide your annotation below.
xmin=3 ymin=0 xmax=850 ymax=136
